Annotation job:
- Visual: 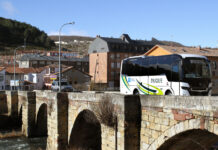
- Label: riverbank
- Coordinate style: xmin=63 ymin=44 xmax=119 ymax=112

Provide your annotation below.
xmin=0 ymin=130 xmax=23 ymax=139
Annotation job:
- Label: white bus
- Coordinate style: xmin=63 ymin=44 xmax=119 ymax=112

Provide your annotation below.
xmin=120 ymin=54 xmax=212 ymax=96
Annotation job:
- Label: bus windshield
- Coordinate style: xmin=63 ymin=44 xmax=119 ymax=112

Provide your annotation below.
xmin=183 ymin=58 xmax=211 ymax=79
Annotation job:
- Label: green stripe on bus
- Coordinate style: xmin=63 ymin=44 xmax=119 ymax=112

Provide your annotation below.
xmin=137 ymin=81 xmax=163 ymax=95
xmin=122 ymin=75 xmax=130 ymax=91
xmin=137 ymin=83 xmax=149 ymax=95
xmin=137 ymin=80 xmax=156 ymax=93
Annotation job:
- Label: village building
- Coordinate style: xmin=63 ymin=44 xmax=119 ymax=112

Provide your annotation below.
xmin=18 ymin=54 xmax=89 ymax=73
xmin=46 ymin=51 xmax=80 ymax=58
xmin=5 ymin=67 xmax=24 ymax=90
xmin=44 ymin=64 xmax=91 ymax=91
xmin=4 ymin=67 xmax=46 ymax=90
xmin=88 ymin=34 xmax=155 ymax=90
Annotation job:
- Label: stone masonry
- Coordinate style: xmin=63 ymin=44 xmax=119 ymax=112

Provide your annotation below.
xmin=0 ymin=91 xmax=218 ymax=150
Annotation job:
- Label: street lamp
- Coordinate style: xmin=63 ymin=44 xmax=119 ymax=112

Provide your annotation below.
xmin=58 ymin=22 xmax=75 ymax=92
xmin=14 ymin=45 xmax=25 ymax=90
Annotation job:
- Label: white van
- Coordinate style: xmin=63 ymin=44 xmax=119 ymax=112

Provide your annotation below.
xmin=51 ymin=80 xmax=74 ymax=92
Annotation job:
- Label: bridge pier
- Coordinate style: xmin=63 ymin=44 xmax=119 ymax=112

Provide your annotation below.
xmin=6 ymin=91 xmax=18 ymax=120
xmin=0 ymin=91 xmax=7 ymax=114
xmin=46 ymin=92 xmax=69 ymax=150
xmin=18 ymin=91 xmax=36 ymax=137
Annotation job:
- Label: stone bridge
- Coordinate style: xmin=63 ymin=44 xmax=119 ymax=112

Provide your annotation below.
xmin=0 ymin=90 xmax=218 ymax=150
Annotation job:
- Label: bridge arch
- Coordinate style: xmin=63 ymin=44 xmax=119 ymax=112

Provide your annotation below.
xmin=147 ymin=119 xmax=218 ymax=150
xmin=35 ymin=103 xmax=48 ymax=137
xmin=158 ymin=129 xmax=218 ymax=150
xmin=68 ymin=109 xmax=101 ymax=150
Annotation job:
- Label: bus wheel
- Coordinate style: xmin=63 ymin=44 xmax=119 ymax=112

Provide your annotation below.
xmin=133 ymin=89 xmax=139 ymax=95
xmin=166 ymin=91 xmax=172 ymax=95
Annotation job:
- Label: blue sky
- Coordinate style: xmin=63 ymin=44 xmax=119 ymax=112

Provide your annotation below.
xmin=0 ymin=0 xmax=218 ymax=47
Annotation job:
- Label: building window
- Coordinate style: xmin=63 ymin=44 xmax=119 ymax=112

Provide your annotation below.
xmin=111 ymin=72 xmax=115 ymax=79
xmin=32 ymin=61 xmax=37 ymax=65
xmin=111 ymin=44 xmax=115 ymax=49
xmin=0 ymin=75 xmax=4 ymax=81
xmin=50 ymin=68 xmax=55 ymax=73
xmin=77 ymin=62 xmax=81 ymax=65
xmin=110 ymin=54 xmax=115 ymax=59
xmin=39 ymin=61 xmax=45 ymax=65
xmin=124 ymin=45 xmax=127 ymax=49
xmin=117 ymin=62 xmax=120 ymax=68
xmin=109 ymin=81 xmax=114 ymax=87
xmin=116 ymin=54 xmax=120 ymax=59
xmin=111 ymin=63 xmax=115 ymax=68
xmin=212 ymin=61 xmax=217 ymax=69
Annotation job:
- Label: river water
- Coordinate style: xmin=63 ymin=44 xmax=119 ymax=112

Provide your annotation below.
xmin=0 ymin=137 xmax=47 ymax=150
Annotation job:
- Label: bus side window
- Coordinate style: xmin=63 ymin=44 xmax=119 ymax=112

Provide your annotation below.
xmin=122 ymin=60 xmax=129 ymax=75
xmin=140 ymin=58 xmax=148 ymax=76
xmin=172 ymin=63 xmax=179 ymax=81
xmin=171 ymin=55 xmax=181 ymax=81
xmin=157 ymin=55 xmax=172 ymax=80
xmin=148 ymin=57 xmax=157 ymax=75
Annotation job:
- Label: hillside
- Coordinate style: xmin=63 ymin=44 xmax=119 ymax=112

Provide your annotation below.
xmin=0 ymin=17 xmax=55 ymax=53
xmin=49 ymin=35 xmax=94 ymax=42
xmin=49 ymin=35 xmax=184 ymax=56
xmin=150 ymin=37 xmax=184 ymax=47
xmin=49 ymin=35 xmax=94 ymax=55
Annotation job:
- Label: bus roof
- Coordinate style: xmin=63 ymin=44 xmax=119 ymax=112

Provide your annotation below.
xmin=123 ymin=53 xmax=208 ymax=61
xmin=178 ymin=54 xmax=208 ymax=59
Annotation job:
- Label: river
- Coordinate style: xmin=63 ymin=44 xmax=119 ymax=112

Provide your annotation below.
xmin=0 ymin=137 xmax=47 ymax=150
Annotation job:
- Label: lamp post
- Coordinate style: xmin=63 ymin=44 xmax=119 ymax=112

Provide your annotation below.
xmin=58 ymin=22 xmax=75 ymax=92
xmin=14 ymin=45 xmax=25 ymax=90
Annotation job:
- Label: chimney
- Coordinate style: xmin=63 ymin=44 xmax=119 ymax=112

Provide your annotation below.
xmin=96 ymin=35 xmax=101 ymax=38
xmin=197 ymin=45 xmax=201 ymax=50
xmin=120 ymin=34 xmax=131 ymax=43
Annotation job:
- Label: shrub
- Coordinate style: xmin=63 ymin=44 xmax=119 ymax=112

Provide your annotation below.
xmin=92 ymin=95 xmax=117 ymax=128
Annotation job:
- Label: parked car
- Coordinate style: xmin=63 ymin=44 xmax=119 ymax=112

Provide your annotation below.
xmin=51 ymin=80 xmax=74 ymax=92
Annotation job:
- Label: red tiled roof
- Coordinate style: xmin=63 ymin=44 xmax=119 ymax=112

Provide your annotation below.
xmin=146 ymin=45 xmax=218 ymax=57
xmin=21 ymin=67 xmax=45 ymax=74
xmin=5 ymin=67 xmax=45 ymax=74
xmin=0 ymin=67 xmax=5 ymax=72
xmin=5 ymin=67 xmax=24 ymax=74
xmin=53 ymin=66 xmax=73 ymax=75
xmin=53 ymin=66 xmax=92 ymax=77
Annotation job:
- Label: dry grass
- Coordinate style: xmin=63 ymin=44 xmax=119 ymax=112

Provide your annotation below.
xmin=92 ymin=95 xmax=117 ymax=128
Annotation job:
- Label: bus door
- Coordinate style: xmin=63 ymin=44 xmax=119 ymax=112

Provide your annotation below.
xmin=171 ymin=61 xmax=181 ymax=95
xmin=126 ymin=58 xmax=140 ymax=87
xmin=140 ymin=57 xmax=149 ymax=94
